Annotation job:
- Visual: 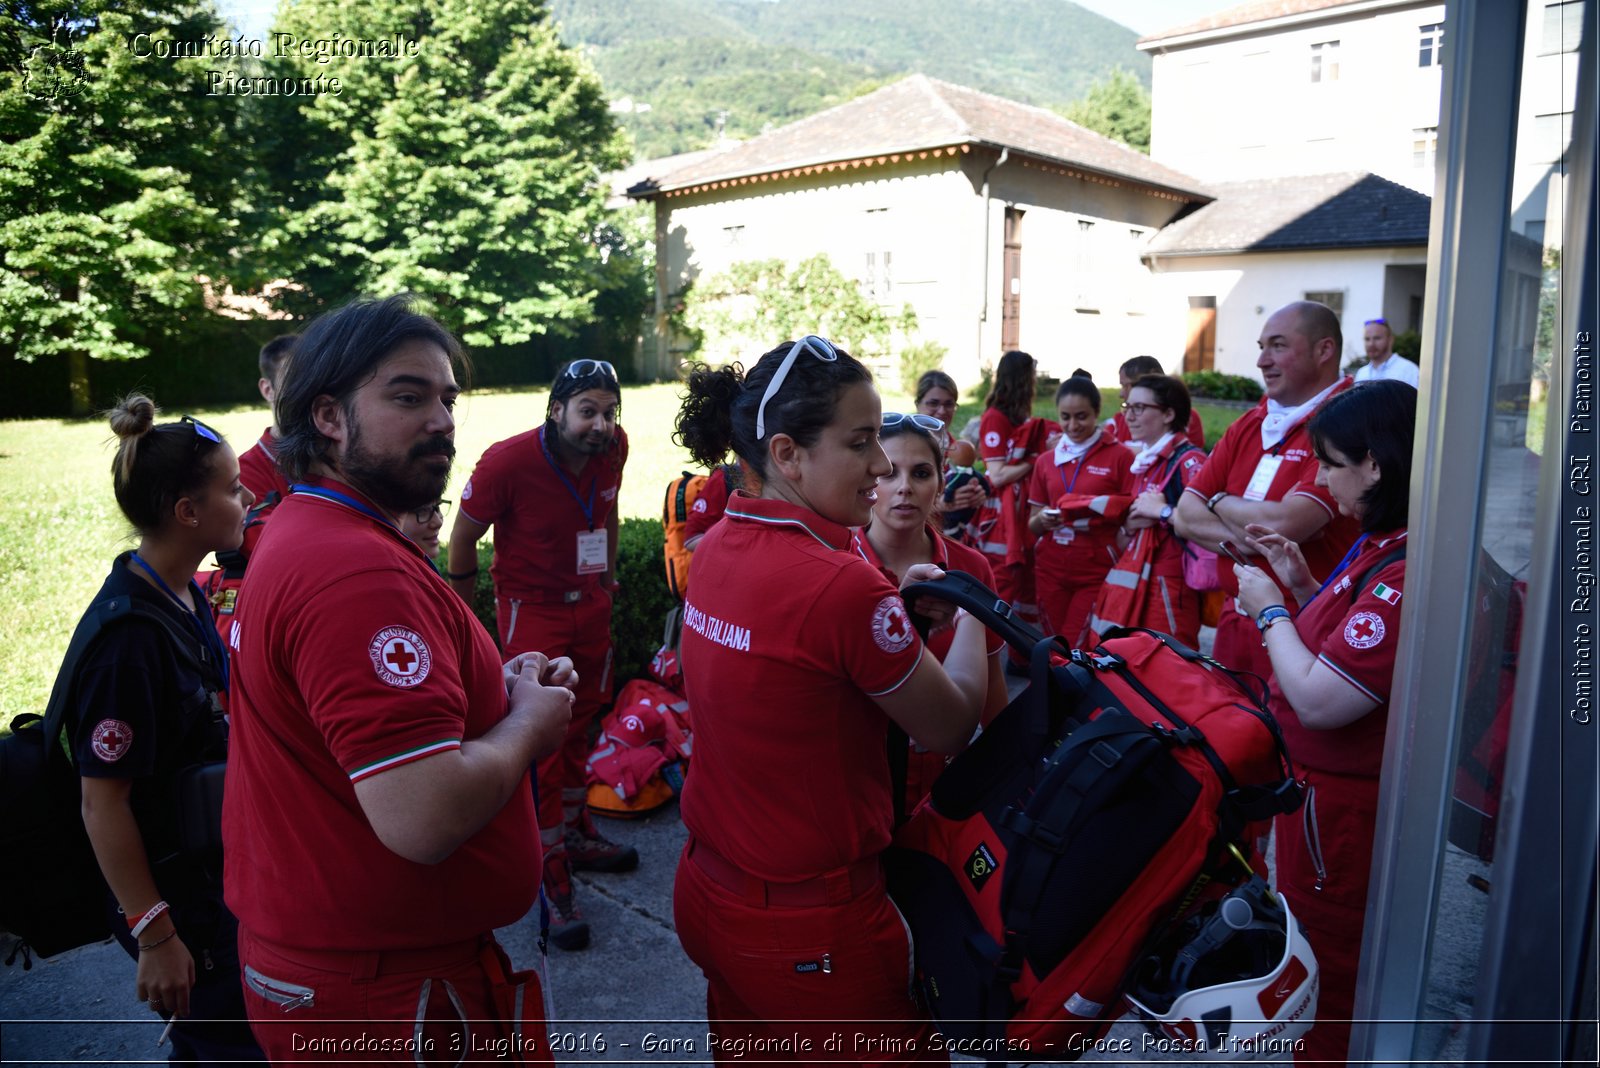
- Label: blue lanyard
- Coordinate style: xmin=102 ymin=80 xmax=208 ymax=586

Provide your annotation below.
xmin=289 ymin=483 xmax=400 ymax=531
xmin=538 ymin=426 xmax=597 ymax=530
xmin=1306 ymin=534 xmax=1370 ymax=606
xmin=1058 ymin=442 xmax=1095 ymax=496
xmin=129 ymin=551 xmax=229 ymax=691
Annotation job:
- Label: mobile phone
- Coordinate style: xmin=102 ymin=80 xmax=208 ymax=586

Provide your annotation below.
xmin=1042 ymin=507 xmax=1061 ymax=519
xmin=1217 ymin=540 xmax=1251 ymax=568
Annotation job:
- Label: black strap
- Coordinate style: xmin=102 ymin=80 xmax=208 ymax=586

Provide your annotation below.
xmin=1347 ymin=543 xmax=1408 ymax=603
xmin=41 ymin=596 xmax=212 ymax=769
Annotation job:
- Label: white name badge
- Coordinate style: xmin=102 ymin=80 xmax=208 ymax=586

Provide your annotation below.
xmin=1052 ymin=527 xmax=1077 ymax=546
xmin=1242 ymin=455 xmax=1284 ymax=502
xmin=576 ymin=529 xmax=608 ymax=575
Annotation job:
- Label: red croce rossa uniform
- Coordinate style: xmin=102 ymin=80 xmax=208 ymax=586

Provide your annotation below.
xmin=1183 ymin=380 xmax=1360 ymax=679
xmin=224 ymin=478 xmax=548 ymax=1061
xmin=1027 ymin=433 xmax=1134 ymax=647
xmin=1268 ymin=530 xmax=1407 ymax=1067
xmin=674 ymin=492 xmax=940 ymax=1063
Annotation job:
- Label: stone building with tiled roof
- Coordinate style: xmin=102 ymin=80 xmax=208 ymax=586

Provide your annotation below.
xmin=627 ymin=74 xmax=1212 ymax=386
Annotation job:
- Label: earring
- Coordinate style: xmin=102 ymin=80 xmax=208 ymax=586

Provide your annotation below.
xmin=190 ymin=519 xmax=199 ymax=526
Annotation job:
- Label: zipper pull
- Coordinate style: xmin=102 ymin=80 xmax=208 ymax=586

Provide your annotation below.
xmin=203 ymin=948 xmax=215 ymax=972
xmin=822 ymin=953 xmax=832 ymax=974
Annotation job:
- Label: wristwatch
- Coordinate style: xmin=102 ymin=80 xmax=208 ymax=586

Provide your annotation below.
xmin=1255 ymin=605 xmax=1292 ymax=637
xmin=1158 ymin=504 xmax=1174 ymax=524
xmin=1205 ymin=490 xmax=1230 ymax=513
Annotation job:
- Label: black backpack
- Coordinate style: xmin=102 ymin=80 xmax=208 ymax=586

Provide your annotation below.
xmin=0 ymin=595 xmax=205 ymax=966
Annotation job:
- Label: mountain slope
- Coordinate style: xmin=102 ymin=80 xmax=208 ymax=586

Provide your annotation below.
xmin=549 ymin=0 xmax=1147 ymax=159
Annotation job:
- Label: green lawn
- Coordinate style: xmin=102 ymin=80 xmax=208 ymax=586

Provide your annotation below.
xmin=0 ymin=381 xmax=1244 ymax=723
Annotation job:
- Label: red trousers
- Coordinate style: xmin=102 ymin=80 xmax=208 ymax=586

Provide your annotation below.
xmin=673 ymin=844 xmax=945 ymax=1065
xmin=239 ymin=926 xmax=551 ymax=1064
xmin=1037 ymin=578 xmax=1101 ymax=650
xmin=1275 ymin=771 xmax=1382 ymax=1067
xmin=496 ymin=591 xmax=613 ymax=837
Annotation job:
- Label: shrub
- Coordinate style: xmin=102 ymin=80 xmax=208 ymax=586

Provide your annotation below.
xmin=446 ymin=519 xmax=675 ymax=690
xmin=1393 ymin=330 xmax=1422 ymax=365
xmin=898 ymin=340 xmax=949 ymax=395
xmin=1181 ymin=370 xmax=1263 ymax=403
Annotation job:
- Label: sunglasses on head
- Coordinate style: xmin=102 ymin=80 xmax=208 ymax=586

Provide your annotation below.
xmin=1364 ymin=318 xmax=1388 ymax=327
xmin=882 ymin=411 xmax=945 ymax=433
xmin=563 ymin=359 xmax=617 ymax=380
xmin=179 ymin=415 xmax=221 ymax=445
xmin=411 ymin=499 xmax=451 ymax=524
xmin=755 ymin=335 xmax=838 ymax=440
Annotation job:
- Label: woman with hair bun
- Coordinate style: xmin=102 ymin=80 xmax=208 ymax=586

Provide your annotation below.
xmin=672 ymin=337 xmax=990 ymax=1063
xmin=53 ymin=395 xmax=263 ymax=1063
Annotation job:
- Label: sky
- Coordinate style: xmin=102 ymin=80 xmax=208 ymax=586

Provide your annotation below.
xmin=216 ymin=0 xmax=1230 ymax=43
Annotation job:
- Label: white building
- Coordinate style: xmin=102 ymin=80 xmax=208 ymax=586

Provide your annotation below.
xmin=627 ymin=75 xmax=1213 ymax=388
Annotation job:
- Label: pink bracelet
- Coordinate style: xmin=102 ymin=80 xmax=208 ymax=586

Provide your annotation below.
xmin=129 ymin=900 xmax=169 ymax=940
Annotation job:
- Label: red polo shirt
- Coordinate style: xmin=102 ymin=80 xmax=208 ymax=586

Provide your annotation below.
xmin=224 ymin=478 xmax=538 ymax=949
xmin=1183 ymin=380 xmax=1360 ymax=599
xmin=678 ymin=493 xmax=925 ymax=881
xmin=459 ymin=425 xmax=628 ymax=598
xmin=1027 ymin=436 xmax=1135 ymax=584
xmin=685 ymin=465 xmax=732 ymax=541
xmin=1271 ymin=530 xmax=1408 ymax=779
xmin=238 ymin=428 xmax=292 ymax=506
xmin=849 ymin=523 xmax=1006 ymax=659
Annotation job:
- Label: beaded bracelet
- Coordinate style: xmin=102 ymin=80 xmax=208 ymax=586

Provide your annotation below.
xmin=137 ymin=929 xmax=178 ymax=952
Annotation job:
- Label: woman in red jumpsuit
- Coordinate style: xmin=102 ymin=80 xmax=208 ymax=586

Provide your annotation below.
xmin=671 ymin=338 xmax=991 ymax=1064
xmin=1233 ymin=380 xmax=1416 ymax=1067
xmin=1025 ymin=374 xmax=1133 ymax=647
xmin=1089 ymin=375 xmax=1207 ymax=646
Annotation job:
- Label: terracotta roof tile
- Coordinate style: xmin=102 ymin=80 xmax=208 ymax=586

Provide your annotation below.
xmin=1143 ymin=171 xmax=1429 ymax=255
xmin=628 ymin=74 xmax=1210 ymax=201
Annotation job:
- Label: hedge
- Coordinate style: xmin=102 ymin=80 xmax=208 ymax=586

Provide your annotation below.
xmin=445 ymin=516 xmax=677 ymax=691
xmin=1180 ymin=370 xmax=1264 ymax=403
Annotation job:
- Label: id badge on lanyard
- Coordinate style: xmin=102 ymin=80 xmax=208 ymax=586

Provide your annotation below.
xmin=576 ymin=529 xmax=608 ymax=574
xmin=1243 ymin=454 xmax=1284 ymax=501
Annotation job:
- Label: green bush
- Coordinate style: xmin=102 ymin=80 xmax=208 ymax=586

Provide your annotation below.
xmin=898 ymin=340 xmax=949 ymax=395
xmin=1181 ymin=370 xmax=1263 ymax=403
xmin=444 ymin=519 xmax=675 ymax=691
xmin=1393 ymin=330 xmax=1422 ymax=365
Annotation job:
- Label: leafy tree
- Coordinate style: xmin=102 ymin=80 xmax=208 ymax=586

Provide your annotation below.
xmin=1060 ymin=68 xmax=1151 ymax=154
xmin=258 ymin=0 xmax=629 ymax=348
xmin=0 ymin=1 xmax=248 ymax=413
xmin=684 ymin=254 xmax=916 ymax=366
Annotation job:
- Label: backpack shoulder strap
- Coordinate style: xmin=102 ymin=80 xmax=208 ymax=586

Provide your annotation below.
xmin=1161 ymin=443 xmax=1201 ymax=509
xmin=1347 ymin=543 xmax=1409 ymax=603
xmin=41 ymin=596 xmax=208 ymax=763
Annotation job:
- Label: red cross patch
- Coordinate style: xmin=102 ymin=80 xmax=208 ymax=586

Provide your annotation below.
xmin=369 ymin=626 xmax=432 ymax=688
xmin=871 ymin=595 xmax=915 ymax=654
xmin=90 ymin=719 xmax=133 ymax=763
xmin=1344 ymin=611 xmax=1386 ymax=650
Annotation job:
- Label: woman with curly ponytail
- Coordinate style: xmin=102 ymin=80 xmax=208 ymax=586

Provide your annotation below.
xmin=671 ymin=339 xmax=991 ymax=1062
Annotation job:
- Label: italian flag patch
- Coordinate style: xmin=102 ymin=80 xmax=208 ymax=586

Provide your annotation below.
xmin=1371 ymin=582 xmax=1401 ymax=605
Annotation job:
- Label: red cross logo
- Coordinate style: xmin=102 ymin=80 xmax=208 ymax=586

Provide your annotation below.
xmin=872 ymin=595 xmax=916 ymax=654
xmin=1344 ymin=611 xmax=1385 ymax=649
xmin=370 ymin=626 xmax=432 ymax=687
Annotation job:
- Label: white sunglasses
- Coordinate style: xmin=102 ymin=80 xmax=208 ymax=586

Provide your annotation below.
xmin=755 ymin=335 xmax=838 ymax=440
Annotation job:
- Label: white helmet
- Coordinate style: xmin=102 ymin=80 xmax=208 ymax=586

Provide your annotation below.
xmin=1125 ymin=877 xmax=1319 ymax=1060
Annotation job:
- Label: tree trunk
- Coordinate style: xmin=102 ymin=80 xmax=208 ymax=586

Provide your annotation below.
xmin=67 ymin=348 xmax=90 ymax=416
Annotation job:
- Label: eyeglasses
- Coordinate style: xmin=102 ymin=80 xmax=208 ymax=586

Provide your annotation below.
xmin=180 ymin=415 xmax=221 ymax=445
xmin=563 ymin=359 xmax=617 ymax=380
xmin=410 ymin=499 xmax=451 ymax=524
xmin=883 ymin=412 xmax=945 ymax=432
xmin=1121 ymin=402 xmax=1161 ymax=416
xmin=755 ymin=335 xmax=838 ymax=440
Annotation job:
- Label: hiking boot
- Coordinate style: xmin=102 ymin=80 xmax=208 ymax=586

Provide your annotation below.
xmin=544 ymin=887 xmax=591 ymax=952
xmin=565 ymin=823 xmax=640 ymax=873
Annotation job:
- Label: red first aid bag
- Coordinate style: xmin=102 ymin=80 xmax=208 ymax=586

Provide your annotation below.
xmin=585 ymin=679 xmax=692 ymax=819
xmin=887 ymin=570 xmax=1303 ymax=1058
